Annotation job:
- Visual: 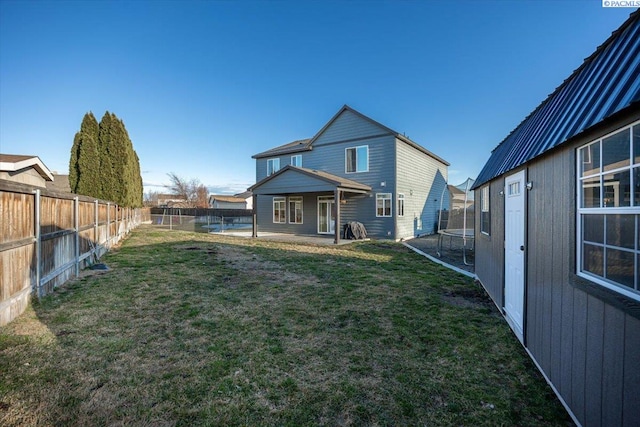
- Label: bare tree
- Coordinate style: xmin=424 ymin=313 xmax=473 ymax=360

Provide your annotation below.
xmin=166 ymin=172 xmax=209 ymax=207
xmin=195 ymin=184 xmax=209 ymax=208
xmin=143 ymin=190 xmax=160 ymax=207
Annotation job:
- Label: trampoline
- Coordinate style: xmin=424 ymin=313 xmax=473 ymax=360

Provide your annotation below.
xmin=437 ymin=178 xmax=475 ymax=266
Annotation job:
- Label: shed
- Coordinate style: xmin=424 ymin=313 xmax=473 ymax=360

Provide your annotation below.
xmin=472 ymin=11 xmax=639 ymax=427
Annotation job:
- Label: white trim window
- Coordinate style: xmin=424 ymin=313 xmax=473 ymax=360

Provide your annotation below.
xmin=345 ymin=145 xmax=369 ymax=173
xmin=273 ymin=197 xmax=286 ymax=223
xmin=397 ymin=193 xmax=405 ymax=217
xmin=288 ymin=196 xmax=303 ymax=224
xmin=291 ymin=155 xmax=302 ymax=167
xmin=480 ymin=186 xmax=490 ymax=235
xmin=376 ymin=193 xmax=392 ymax=217
xmin=577 ymin=121 xmax=640 ymax=300
xmin=267 ymin=158 xmax=280 ymax=176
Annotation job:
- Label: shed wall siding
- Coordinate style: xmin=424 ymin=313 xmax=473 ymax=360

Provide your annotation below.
xmin=395 ymin=138 xmax=448 ymax=238
xmin=476 ymin=112 xmax=640 ymax=427
xmin=474 ymin=178 xmax=505 ymax=308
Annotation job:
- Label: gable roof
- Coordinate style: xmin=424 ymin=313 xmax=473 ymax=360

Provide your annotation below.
xmin=0 ymin=154 xmax=54 ymax=181
xmin=252 ymin=105 xmax=449 ymax=166
xmin=473 ymin=10 xmax=640 ymax=189
xmin=248 ymin=165 xmax=372 ymax=193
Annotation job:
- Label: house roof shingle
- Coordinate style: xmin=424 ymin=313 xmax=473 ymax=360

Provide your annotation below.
xmin=473 ymin=10 xmax=640 ymax=189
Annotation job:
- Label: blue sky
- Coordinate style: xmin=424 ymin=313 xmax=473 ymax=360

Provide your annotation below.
xmin=0 ymin=1 xmax=634 ymax=195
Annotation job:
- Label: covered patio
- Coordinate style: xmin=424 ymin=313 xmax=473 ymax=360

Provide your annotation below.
xmin=249 ymin=165 xmax=371 ymax=244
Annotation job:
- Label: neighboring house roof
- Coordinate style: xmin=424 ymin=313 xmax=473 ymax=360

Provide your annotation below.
xmin=234 ymin=190 xmax=252 ymax=199
xmin=473 ymin=10 xmax=640 ymax=189
xmin=0 ymin=154 xmax=55 ymax=181
xmin=46 ymin=174 xmax=71 ymax=193
xmin=249 ymin=165 xmax=372 ymax=193
xmin=252 ymin=105 xmax=450 ymax=166
xmin=209 ymin=195 xmax=246 ymax=203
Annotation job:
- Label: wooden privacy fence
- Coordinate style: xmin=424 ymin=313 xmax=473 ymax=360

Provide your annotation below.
xmin=0 ymin=180 xmax=151 ymax=325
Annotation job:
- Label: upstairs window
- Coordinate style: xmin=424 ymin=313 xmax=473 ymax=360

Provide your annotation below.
xmin=346 ymin=145 xmax=369 ymax=173
xmin=480 ymin=186 xmax=490 ymax=235
xmin=267 ymin=158 xmax=280 ymax=176
xmin=291 ymin=155 xmax=302 ymax=167
xmin=577 ymin=122 xmax=640 ymax=301
xmin=376 ymin=193 xmax=392 ymax=217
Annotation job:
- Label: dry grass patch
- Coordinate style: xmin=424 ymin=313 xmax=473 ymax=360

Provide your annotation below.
xmin=0 ymin=227 xmax=571 ymax=426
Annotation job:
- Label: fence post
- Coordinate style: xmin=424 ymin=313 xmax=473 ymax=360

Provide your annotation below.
xmin=106 ymin=202 xmax=110 ymax=248
xmin=115 ymin=204 xmax=118 ymax=241
xmin=74 ymin=196 xmax=79 ymax=277
xmin=94 ymin=200 xmax=98 ymax=258
xmin=34 ymin=189 xmax=41 ymax=299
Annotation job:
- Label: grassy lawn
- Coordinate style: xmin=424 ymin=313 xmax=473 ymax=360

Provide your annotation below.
xmin=0 ymin=226 xmax=571 ymax=426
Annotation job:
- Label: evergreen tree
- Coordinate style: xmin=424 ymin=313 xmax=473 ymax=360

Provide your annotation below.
xmin=70 ymin=111 xmax=143 ymax=207
xmin=98 ymin=112 xmax=118 ymax=202
xmin=69 ymin=112 xmax=100 ymax=197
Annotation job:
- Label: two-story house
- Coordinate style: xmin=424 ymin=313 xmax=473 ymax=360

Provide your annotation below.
xmin=249 ymin=105 xmax=449 ymax=243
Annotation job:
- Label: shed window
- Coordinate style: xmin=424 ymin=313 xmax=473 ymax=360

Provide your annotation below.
xmin=273 ymin=197 xmax=286 ymax=223
xmin=480 ymin=186 xmax=490 ymax=235
xmin=376 ymin=193 xmax=392 ymax=217
xmin=577 ymin=122 xmax=640 ymax=301
xmin=267 ymin=158 xmax=280 ymax=176
xmin=397 ymin=193 xmax=405 ymax=217
xmin=288 ymin=196 xmax=303 ymax=224
xmin=346 ymin=146 xmax=368 ymax=173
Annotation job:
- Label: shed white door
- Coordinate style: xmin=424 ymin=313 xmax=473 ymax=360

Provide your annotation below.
xmin=504 ymin=170 xmax=525 ymax=342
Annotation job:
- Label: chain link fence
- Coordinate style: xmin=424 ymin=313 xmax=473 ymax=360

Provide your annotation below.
xmin=149 ymin=208 xmax=253 ymax=234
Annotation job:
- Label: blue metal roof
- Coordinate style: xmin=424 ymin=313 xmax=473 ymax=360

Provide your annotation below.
xmin=473 ymin=10 xmax=640 ymax=189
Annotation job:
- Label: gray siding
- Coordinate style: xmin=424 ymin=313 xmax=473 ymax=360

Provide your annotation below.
xmin=475 ymin=113 xmax=640 ymax=427
xmin=255 ymin=192 xmax=376 ymax=237
xmin=255 ymin=193 xmax=323 ymax=235
xmin=313 ymin=109 xmax=389 ymax=146
xmin=256 ymin=155 xmax=301 ymax=183
xmin=252 ymin=172 xmax=336 ymax=195
xmin=395 ymin=138 xmax=448 ymax=238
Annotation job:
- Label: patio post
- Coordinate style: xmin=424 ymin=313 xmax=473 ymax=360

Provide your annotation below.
xmin=334 ymin=188 xmax=340 ymax=244
xmin=252 ymin=194 xmax=258 ymax=238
